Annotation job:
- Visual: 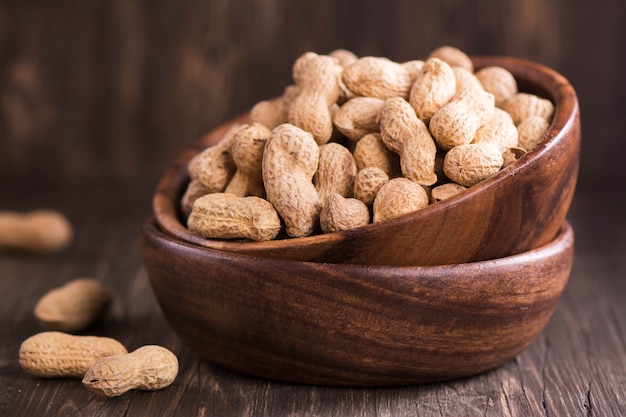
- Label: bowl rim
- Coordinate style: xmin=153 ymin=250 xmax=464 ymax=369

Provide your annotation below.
xmin=145 ymin=217 xmax=573 ymax=271
xmin=152 ymin=55 xmax=579 ymax=254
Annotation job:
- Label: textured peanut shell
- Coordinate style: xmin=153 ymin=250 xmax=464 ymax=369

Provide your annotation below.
xmin=443 ymin=143 xmax=504 ymax=187
xmin=224 ymin=123 xmax=271 ymax=198
xmin=82 ymin=345 xmax=178 ymax=397
xmin=453 ymin=66 xmax=484 ymax=93
xmin=476 ymin=66 xmax=518 ymax=108
xmin=373 ymin=178 xmax=429 ymax=223
xmin=314 ymin=143 xmax=357 ymax=204
xmin=188 ymin=193 xmax=281 ymax=242
xmin=180 ymin=179 xmax=211 ymax=217
xmin=472 ymin=110 xmax=519 ymax=152
xmin=353 ymin=133 xmax=401 ymax=178
xmin=431 ymin=182 xmax=467 ymax=203
xmin=353 ymin=167 xmax=390 ymax=206
xmin=429 ymin=88 xmax=495 ymax=151
xmin=34 ymin=278 xmax=111 ymax=333
xmin=320 ymin=193 xmax=370 ymax=233
xmin=262 ymin=124 xmax=321 ymax=238
xmin=409 ymin=57 xmax=457 ymax=123
xmin=288 ymin=52 xmax=342 ymax=145
xmin=333 ymin=97 xmax=384 ymax=141
xmin=517 ymin=116 xmax=550 ymax=150
xmin=187 ymin=123 xmax=243 ymax=192
xmin=378 ymin=97 xmax=438 ymax=186
xmin=342 ymin=56 xmax=413 ymax=100
xmin=504 ymin=93 xmax=554 ymax=125
xmin=427 ymin=46 xmax=474 ymax=72
xmin=19 ymin=331 xmax=127 ymax=378
xmin=0 ymin=210 xmax=73 ymax=254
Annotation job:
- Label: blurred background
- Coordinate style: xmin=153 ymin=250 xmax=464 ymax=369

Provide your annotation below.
xmin=1 ymin=0 xmax=624 ymax=198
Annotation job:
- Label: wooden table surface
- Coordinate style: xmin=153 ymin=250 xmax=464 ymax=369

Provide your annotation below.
xmin=0 ymin=176 xmax=624 ymax=417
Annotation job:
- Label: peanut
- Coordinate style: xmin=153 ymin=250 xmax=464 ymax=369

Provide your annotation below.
xmin=250 ymin=85 xmax=300 ymax=131
xmin=224 ymin=123 xmax=271 ymax=198
xmin=502 ymin=146 xmax=528 ymax=168
xmin=472 ymin=108 xmax=519 ymax=152
xmin=504 ymin=92 xmax=554 ymax=125
xmin=353 ymin=167 xmax=390 ymax=206
xmin=19 ymin=331 xmax=127 ymax=378
xmin=320 ymin=193 xmax=370 ymax=233
xmin=34 ymin=278 xmax=111 ymax=333
xmin=333 ymin=96 xmax=384 ymax=141
xmin=314 ymin=143 xmax=358 ymax=205
xmin=475 ymin=66 xmax=518 ymax=108
xmin=453 ymin=66 xmax=484 ymax=93
xmin=443 ymin=142 xmax=504 ymax=187
xmin=373 ymin=178 xmax=429 ymax=222
xmin=427 ymin=45 xmax=474 ymax=72
xmin=378 ymin=97 xmax=438 ymax=186
xmin=288 ymin=52 xmax=343 ymax=145
xmin=517 ymin=115 xmax=550 ymax=150
xmin=342 ymin=56 xmax=414 ymax=100
xmin=353 ymin=132 xmax=401 ymax=178
xmin=0 ymin=209 xmax=73 ymax=254
xmin=429 ymin=87 xmax=495 ymax=151
xmin=431 ymin=182 xmax=467 ymax=203
xmin=82 ymin=345 xmax=178 ymax=397
xmin=188 ymin=193 xmax=281 ymax=241
xmin=409 ymin=57 xmax=457 ymax=123
xmin=187 ymin=123 xmax=243 ymax=193
xmin=180 ymin=179 xmax=211 ymax=218
xmin=262 ymin=123 xmax=321 ymax=237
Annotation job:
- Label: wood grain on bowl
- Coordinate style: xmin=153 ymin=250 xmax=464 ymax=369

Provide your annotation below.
xmin=141 ymin=220 xmax=574 ymax=386
xmin=153 ymin=56 xmax=580 ymax=266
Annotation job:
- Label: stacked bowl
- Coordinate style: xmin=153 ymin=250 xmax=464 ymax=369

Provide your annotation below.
xmin=141 ymin=56 xmax=580 ymax=385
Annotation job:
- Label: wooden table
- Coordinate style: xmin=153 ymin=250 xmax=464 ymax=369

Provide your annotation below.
xmin=0 ymin=177 xmax=624 ymax=416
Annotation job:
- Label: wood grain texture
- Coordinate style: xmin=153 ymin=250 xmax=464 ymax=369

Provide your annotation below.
xmin=0 ymin=182 xmax=624 ymax=416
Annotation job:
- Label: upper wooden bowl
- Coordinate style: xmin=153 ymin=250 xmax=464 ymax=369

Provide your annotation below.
xmin=141 ymin=219 xmax=574 ymax=386
xmin=153 ymin=56 xmax=580 ymax=266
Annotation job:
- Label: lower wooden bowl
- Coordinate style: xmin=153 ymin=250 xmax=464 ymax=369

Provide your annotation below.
xmin=141 ymin=219 xmax=574 ymax=386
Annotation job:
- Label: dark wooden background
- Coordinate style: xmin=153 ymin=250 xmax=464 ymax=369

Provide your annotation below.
xmin=1 ymin=1 xmax=625 ymax=416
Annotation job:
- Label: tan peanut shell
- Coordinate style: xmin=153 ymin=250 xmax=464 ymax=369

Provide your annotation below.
xmin=314 ymin=143 xmax=357 ymax=204
xmin=262 ymin=123 xmax=321 ymax=237
xmin=180 ymin=179 xmax=211 ymax=218
xmin=188 ymin=193 xmax=281 ymax=241
xmin=320 ymin=193 xmax=370 ymax=233
xmin=82 ymin=345 xmax=178 ymax=397
xmin=431 ymin=182 xmax=467 ymax=203
xmin=452 ymin=66 xmax=484 ymax=93
xmin=353 ymin=167 xmax=390 ymax=206
xmin=475 ymin=66 xmax=518 ymax=108
xmin=342 ymin=56 xmax=414 ymax=99
xmin=373 ymin=178 xmax=429 ymax=222
xmin=378 ymin=97 xmax=438 ymax=186
xmin=472 ymin=109 xmax=519 ymax=152
xmin=34 ymin=278 xmax=111 ymax=333
xmin=0 ymin=210 xmax=73 ymax=254
xmin=429 ymin=87 xmax=495 ymax=151
xmin=517 ymin=115 xmax=550 ymax=150
xmin=427 ymin=45 xmax=474 ymax=72
xmin=333 ymin=96 xmax=384 ymax=140
xmin=224 ymin=123 xmax=271 ymax=197
xmin=443 ymin=142 xmax=504 ymax=187
xmin=353 ymin=133 xmax=401 ymax=178
xmin=288 ymin=52 xmax=342 ymax=145
xmin=409 ymin=57 xmax=457 ymax=123
xmin=504 ymin=92 xmax=554 ymax=125
xmin=19 ymin=331 xmax=128 ymax=378
xmin=187 ymin=123 xmax=243 ymax=192
xmin=502 ymin=146 xmax=528 ymax=168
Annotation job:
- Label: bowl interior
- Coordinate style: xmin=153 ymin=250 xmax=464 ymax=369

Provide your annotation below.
xmin=153 ymin=56 xmax=580 ymax=266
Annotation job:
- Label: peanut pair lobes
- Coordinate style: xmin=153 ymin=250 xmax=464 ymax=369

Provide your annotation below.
xmin=183 ymin=46 xmax=554 ymax=242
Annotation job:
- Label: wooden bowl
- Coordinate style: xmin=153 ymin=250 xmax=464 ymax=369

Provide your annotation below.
xmin=153 ymin=56 xmax=580 ymax=266
xmin=141 ymin=219 xmax=574 ymax=386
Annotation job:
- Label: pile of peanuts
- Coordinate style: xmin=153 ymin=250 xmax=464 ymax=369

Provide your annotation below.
xmin=182 ymin=46 xmax=554 ymax=242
